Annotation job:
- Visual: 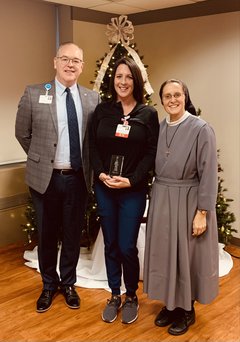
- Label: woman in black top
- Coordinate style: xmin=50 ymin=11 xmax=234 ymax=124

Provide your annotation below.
xmin=90 ymin=57 xmax=159 ymax=324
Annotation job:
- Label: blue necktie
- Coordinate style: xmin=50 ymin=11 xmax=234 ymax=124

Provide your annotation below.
xmin=65 ymin=88 xmax=82 ymax=171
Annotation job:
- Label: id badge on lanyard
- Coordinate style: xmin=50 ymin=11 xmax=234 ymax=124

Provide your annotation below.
xmin=115 ymin=115 xmax=131 ymax=138
xmin=39 ymin=83 xmax=53 ymax=104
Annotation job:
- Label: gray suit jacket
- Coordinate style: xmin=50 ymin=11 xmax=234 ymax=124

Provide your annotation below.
xmin=15 ymin=81 xmax=100 ymax=194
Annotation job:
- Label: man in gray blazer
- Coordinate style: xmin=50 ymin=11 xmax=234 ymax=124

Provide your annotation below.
xmin=15 ymin=42 xmax=100 ymax=313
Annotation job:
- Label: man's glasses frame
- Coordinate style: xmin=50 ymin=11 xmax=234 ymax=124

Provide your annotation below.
xmin=56 ymin=56 xmax=83 ymax=66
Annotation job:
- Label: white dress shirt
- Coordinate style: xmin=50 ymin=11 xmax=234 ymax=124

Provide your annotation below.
xmin=54 ymin=78 xmax=83 ymax=169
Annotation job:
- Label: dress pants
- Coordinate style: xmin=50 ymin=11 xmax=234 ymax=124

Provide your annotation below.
xmin=94 ymin=181 xmax=146 ymax=296
xmin=30 ymin=169 xmax=88 ymax=290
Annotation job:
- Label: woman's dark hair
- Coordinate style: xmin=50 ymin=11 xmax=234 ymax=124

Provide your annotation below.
xmin=109 ymin=57 xmax=145 ymax=104
xmin=159 ymin=79 xmax=197 ymax=116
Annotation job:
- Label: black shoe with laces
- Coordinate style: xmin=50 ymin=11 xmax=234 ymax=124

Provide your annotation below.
xmin=102 ymin=295 xmax=122 ymax=323
xmin=36 ymin=289 xmax=57 ymax=313
xmin=61 ymin=285 xmax=80 ymax=309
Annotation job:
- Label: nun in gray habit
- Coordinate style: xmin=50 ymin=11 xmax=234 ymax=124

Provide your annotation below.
xmin=143 ymin=79 xmax=219 ymax=336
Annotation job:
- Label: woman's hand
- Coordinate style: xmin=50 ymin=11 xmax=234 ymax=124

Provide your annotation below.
xmin=192 ymin=210 xmax=207 ymax=237
xmin=101 ymin=175 xmax=131 ymax=189
xmin=99 ymin=172 xmax=111 ymax=182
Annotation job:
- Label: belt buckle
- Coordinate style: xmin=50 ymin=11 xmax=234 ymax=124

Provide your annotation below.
xmin=60 ymin=169 xmax=66 ymax=175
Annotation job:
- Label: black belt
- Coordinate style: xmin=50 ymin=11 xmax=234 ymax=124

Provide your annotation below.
xmin=53 ymin=169 xmax=77 ymax=175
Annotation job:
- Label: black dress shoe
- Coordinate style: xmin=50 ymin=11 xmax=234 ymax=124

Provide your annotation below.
xmin=61 ymin=286 xmax=80 ymax=309
xmin=168 ymin=309 xmax=195 ymax=335
xmin=36 ymin=289 xmax=57 ymax=313
xmin=155 ymin=306 xmax=180 ymax=327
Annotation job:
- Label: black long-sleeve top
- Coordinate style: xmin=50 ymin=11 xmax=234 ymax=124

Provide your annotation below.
xmin=89 ymin=101 xmax=159 ymax=190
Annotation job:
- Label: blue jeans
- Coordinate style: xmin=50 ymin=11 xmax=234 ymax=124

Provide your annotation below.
xmin=94 ymin=181 xmax=146 ymax=296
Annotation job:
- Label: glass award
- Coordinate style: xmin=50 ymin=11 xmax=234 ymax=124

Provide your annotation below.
xmin=109 ymin=155 xmax=124 ymax=176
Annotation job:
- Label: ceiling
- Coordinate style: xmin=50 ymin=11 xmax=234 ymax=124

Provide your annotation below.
xmin=43 ymin=0 xmax=208 ymax=15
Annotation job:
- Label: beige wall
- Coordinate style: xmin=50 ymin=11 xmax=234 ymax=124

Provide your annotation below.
xmin=0 ymin=164 xmax=28 ymax=246
xmin=73 ymin=12 xmax=240 ymax=239
xmin=0 ymin=0 xmax=56 ymax=165
xmin=58 ymin=5 xmax=73 ymax=43
xmin=0 ymin=0 xmax=56 ymax=245
xmin=73 ymin=21 xmax=110 ymax=89
xmin=0 ymin=206 xmax=28 ymax=246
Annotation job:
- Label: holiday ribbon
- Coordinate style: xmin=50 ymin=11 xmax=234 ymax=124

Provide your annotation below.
xmin=93 ymin=45 xmax=117 ymax=94
xmin=123 ymin=44 xmax=154 ymax=95
xmin=93 ymin=15 xmax=154 ymax=95
xmin=106 ymin=15 xmax=134 ymax=45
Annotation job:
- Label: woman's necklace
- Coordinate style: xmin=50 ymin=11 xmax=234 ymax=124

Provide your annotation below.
xmin=165 ymin=122 xmax=183 ymax=157
xmin=165 ymin=111 xmax=190 ymax=156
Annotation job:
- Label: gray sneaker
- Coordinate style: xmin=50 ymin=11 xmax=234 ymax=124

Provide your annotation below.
xmin=102 ymin=295 xmax=122 ymax=323
xmin=121 ymin=295 xmax=139 ymax=324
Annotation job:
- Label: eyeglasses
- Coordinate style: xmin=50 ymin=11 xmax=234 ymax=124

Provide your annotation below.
xmin=162 ymin=92 xmax=184 ymax=101
xmin=56 ymin=56 xmax=83 ymax=66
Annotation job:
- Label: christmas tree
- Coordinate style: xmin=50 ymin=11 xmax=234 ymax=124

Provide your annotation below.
xmin=216 ymin=150 xmax=236 ymax=244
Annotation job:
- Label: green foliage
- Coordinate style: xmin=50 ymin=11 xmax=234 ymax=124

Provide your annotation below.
xmin=216 ymin=151 xmax=237 ymax=244
xmin=80 ymin=190 xmax=100 ymax=248
xmin=21 ymin=196 xmax=37 ymax=244
xmin=196 ymin=108 xmax=201 ymax=116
